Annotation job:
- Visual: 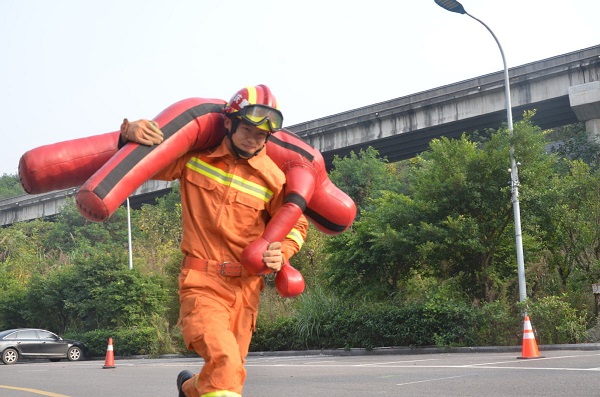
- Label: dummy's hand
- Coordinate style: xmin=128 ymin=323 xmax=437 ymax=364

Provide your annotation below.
xmin=120 ymin=118 xmax=164 ymax=146
xmin=263 ymin=242 xmax=284 ymax=272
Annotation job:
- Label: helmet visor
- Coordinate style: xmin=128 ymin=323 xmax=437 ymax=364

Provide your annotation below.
xmin=238 ymin=105 xmax=283 ymax=132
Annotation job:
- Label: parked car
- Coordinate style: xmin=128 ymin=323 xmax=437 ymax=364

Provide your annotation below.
xmin=0 ymin=328 xmax=86 ymax=365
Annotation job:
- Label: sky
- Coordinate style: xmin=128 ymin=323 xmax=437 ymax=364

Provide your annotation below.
xmin=1 ymin=0 xmax=599 ymax=176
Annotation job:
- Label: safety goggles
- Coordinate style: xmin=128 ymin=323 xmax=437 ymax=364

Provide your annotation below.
xmin=236 ymin=104 xmax=283 ymax=132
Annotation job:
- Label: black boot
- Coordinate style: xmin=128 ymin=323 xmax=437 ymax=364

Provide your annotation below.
xmin=177 ymin=370 xmax=194 ymax=397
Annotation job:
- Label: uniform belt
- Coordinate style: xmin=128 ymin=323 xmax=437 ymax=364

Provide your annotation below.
xmin=183 ymin=256 xmax=243 ymax=277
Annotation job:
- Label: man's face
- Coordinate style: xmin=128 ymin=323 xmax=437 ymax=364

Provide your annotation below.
xmin=226 ymin=118 xmax=269 ymax=157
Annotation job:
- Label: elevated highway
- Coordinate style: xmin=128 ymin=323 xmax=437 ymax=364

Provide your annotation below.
xmin=2 ymin=45 xmax=599 ymax=226
xmin=292 ymin=45 xmax=600 ymax=165
xmin=0 ymin=180 xmax=173 ymax=226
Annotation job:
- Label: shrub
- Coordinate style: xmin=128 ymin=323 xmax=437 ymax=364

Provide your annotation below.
xmin=525 ymin=295 xmax=589 ymax=344
xmin=251 ymin=316 xmax=300 ymax=352
xmin=67 ymin=326 xmax=169 ymax=357
xmin=252 ymin=294 xmax=488 ymax=351
xmin=474 ymin=300 xmax=521 ymax=346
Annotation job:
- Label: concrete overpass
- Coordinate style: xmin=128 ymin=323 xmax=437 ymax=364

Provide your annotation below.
xmin=2 ymin=45 xmax=600 ymax=226
xmin=291 ymin=44 xmax=600 ymax=165
xmin=0 ymin=180 xmax=173 ymax=226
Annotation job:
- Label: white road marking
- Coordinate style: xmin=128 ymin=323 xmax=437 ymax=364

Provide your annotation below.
xmin=396 ymin=374 xmax=473 ymax=386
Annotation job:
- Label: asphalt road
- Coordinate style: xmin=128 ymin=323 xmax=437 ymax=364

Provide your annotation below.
xmin=1 ymin=349 xmax=600 ymax=397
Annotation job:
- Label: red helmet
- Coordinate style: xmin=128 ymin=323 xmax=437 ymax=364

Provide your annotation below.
xmin=223 ymin=85 xmax=283 ymax=132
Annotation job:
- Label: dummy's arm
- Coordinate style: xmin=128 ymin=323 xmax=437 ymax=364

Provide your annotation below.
xmin=281 ymin=214 xmax=309 ymax=261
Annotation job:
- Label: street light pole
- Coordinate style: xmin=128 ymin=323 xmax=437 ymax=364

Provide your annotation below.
xmin=127 ymin=197 xmax=133 ymax=270
xmin=434 ymin=0 xmax=527 ymax=303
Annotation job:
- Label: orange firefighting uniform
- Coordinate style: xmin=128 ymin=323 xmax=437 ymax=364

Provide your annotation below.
xmin=153 ymin=137 xmax=308 ymax=397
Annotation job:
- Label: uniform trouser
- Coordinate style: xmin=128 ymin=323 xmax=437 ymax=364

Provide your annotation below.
xmin=178 ymin=260 xmax=264 ymax=397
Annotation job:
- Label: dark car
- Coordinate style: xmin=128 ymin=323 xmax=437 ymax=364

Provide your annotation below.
xmin=0 ymin=328 xmax=86 ymax=365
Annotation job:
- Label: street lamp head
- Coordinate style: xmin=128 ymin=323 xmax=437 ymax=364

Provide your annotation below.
xmin=434 ymin=0 xmax=466 ymax=14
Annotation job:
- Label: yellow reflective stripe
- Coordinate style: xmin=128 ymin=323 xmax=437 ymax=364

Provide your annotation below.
xmin=286 ymin=227 xmax=305 ymax=248
xmin=201 ymin=391 xmax=241 ymax=397
xmin=246 ymin=86 xmax=257 ymax=105
xmin=187 ymin=157 xmax=273 ymax=203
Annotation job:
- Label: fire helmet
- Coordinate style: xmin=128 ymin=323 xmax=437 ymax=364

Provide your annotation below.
xmin=223 ymin=85 xmax=283 ymax=132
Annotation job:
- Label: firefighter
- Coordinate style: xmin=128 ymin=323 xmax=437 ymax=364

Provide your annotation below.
xmin=120 ymin=85 xmax=308 ymax=397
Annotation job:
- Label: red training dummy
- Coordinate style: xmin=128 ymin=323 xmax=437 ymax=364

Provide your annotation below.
xmin=18 ymin=97 xmax=356 ymax=297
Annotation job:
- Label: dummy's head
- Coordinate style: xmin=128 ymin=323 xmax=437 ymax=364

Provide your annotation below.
xmin=223 ymin=85 xmax=284 ymax=158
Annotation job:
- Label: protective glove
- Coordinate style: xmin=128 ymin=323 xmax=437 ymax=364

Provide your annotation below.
xmin=120 ymin=118 xmax=164 ymax=146
xmin=262 ymin=241 xmax=284 ymax=272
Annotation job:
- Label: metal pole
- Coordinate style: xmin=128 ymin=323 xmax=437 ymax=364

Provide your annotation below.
xmin=126 ymin=197 xmax=133 ymax=270
xmin=464 ymin=12 xmax=527 ymax=302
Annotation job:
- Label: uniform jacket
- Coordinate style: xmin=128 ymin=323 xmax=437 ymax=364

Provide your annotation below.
xmin=153 ymin=137 xmax=308 ymax=263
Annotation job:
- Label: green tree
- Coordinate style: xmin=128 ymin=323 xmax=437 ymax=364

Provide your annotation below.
xmin=547 ymin=122 xmax=600 ymax=169
xmin=130 ymin=186 xmax=183 ymax=326
xmin=25 ymin=266 xmax=77 ymax=334
xmin=20 ymin=249 xmax=169 ymax=333
xmin=0 ymin=174 xmax=25 ymax=200
xmin=410 ymin=113 xmax=556 ymax=302
xmin=533 ymin=160 xmax=600 ymax=291
xmin=46 ymin=198 xmax=130 ymax=255
xmin=0 ymin=221 xmax=50 ymax=286
xmin=0 ymin=195 xmax=172 ymax=334
xmin=323 ymin=112 xmax=557 ymax=303
xmin=322 ymin=147 xmax=411 ymax=298
xmin=329 ymin=147 xmax=402 ymax=213
xmin=134 ymin=185 xmax=183 ymax=275
xmin=55 ymin=249 xmax=168 ymax=332
xmin=324 ymin=191 xmax=423 ymax=299
xmin=0 ymin=286 xmax=28 ymax=330
xmin=0 ymin=220 xmax=54 ymax=329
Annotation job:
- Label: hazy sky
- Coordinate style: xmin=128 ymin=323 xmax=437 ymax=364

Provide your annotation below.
xmin=1 ymin=0 xmax=598 ymax=176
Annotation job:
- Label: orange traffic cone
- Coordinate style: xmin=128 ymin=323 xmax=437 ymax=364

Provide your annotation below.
xmin=102 ymin=337 xmax=116 ymax=369
xmin=517 ymin=315 xmax=543 ymax=359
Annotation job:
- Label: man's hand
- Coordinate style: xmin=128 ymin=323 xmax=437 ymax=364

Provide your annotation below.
xmin=120 ymin=118 xmax=164 ymax=146
xmin=263 ymin=241 xmax=284 ymax=272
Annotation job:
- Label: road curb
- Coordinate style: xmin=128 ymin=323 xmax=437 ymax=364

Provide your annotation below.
xmin=86 ymin=343 xmax=600 ymax=361
xmin=247 ymin=343 xmax=600 ymax=358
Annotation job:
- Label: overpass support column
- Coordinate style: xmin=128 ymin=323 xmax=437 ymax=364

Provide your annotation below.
xmin=569 ymin=81 xmax=600 ymax=143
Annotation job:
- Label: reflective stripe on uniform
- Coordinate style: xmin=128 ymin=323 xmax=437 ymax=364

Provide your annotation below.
xmin=186 ymin=157 xmax=274 ymax=203
xmin=201 ymin=391 xmax=242 ymax=397
xmin=286 ymin=227 xmax=305 ymax=248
